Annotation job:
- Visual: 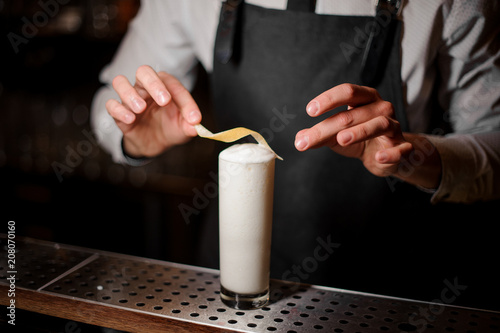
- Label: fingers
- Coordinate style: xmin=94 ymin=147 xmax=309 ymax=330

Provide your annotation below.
xmin=112 ymin=74 xmax=148 ymax=114
xmin=306 ymin=83 xmax=380 ymax=117
xmin=337 ymin=115 xmax=399 ymax=147
xmin=295 ymin=82 xmax=413 ymax=179
xmin=134 ymin=65 xmax=171 ymax=106
xmin=108 ymin=66 xmax=202 ymax=129
xmin=181 ymin=119 xmax=199 ymax=137
xmin=106 ymin=98 xmax=135 ymax=125
xmin=111 ymin=65 xmax=174 ymax=118
xmin=159 ymin=71 xmax=201 ymax=125
xmin=375 ymin=142 xmax=413 ymax=164
xmin=295 ymin=99 xmax=395 ymax=151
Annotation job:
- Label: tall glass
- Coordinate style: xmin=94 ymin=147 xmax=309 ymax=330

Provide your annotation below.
xmin=218 ymin=143 xmax=275 ymax=310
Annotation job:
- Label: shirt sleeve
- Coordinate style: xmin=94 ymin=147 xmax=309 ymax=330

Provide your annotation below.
xmin=90 ymin=0 xmax=200 ymax=163
xmin=426 ymin=132 xmax=500 ymax=203
xmin=426 ymin=0 xmax=500 ymax=203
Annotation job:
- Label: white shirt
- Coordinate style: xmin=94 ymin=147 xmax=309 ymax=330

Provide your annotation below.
xmin=91 ymin=0 xmax=500 ymax=204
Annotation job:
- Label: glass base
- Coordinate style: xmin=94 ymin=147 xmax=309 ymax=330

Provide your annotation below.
xmin=220 ymin=285 xmax=269 ymax=310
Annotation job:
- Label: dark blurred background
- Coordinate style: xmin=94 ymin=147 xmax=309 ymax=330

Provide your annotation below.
xmin=0 ymin=0 xmax=216 ymax=265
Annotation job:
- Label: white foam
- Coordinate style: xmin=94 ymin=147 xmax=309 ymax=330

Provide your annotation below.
xmin=219 ymin=143 xmax=276 ymax=164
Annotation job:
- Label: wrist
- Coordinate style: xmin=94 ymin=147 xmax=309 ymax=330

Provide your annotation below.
xmin=121 ymin=137 xmax=152 ymax=166
xmin=394 ymin=133 xmax=442 ymax=189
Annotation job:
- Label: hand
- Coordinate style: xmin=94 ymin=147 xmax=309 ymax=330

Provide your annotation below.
xmin=294 ymin=83 xmax=413 ymax=178
xmin=105 ymin=65 xmax=202 ymax=158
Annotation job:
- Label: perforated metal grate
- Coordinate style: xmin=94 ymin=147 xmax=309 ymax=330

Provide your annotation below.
xmin=0 ymin=236 xmax=94 ymax=290
xmin=1 ymin=236 xmax=499 ymax=332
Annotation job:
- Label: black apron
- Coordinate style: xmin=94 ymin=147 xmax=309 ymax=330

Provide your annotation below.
xmin=197 ymin=0 xmax=499 ymax=310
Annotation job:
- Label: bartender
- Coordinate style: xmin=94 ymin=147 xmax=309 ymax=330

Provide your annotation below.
xmin=91 ymin=0 xmax=500 ymax=309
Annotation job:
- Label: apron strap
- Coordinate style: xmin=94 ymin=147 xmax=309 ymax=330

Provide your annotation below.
xmin=287 ymin=0 xmax=316 ymax=12
xmin=360 ymin=0 xmax=401 ymax=86
xmin=215 ymin=0 xmax=243 ymax=64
